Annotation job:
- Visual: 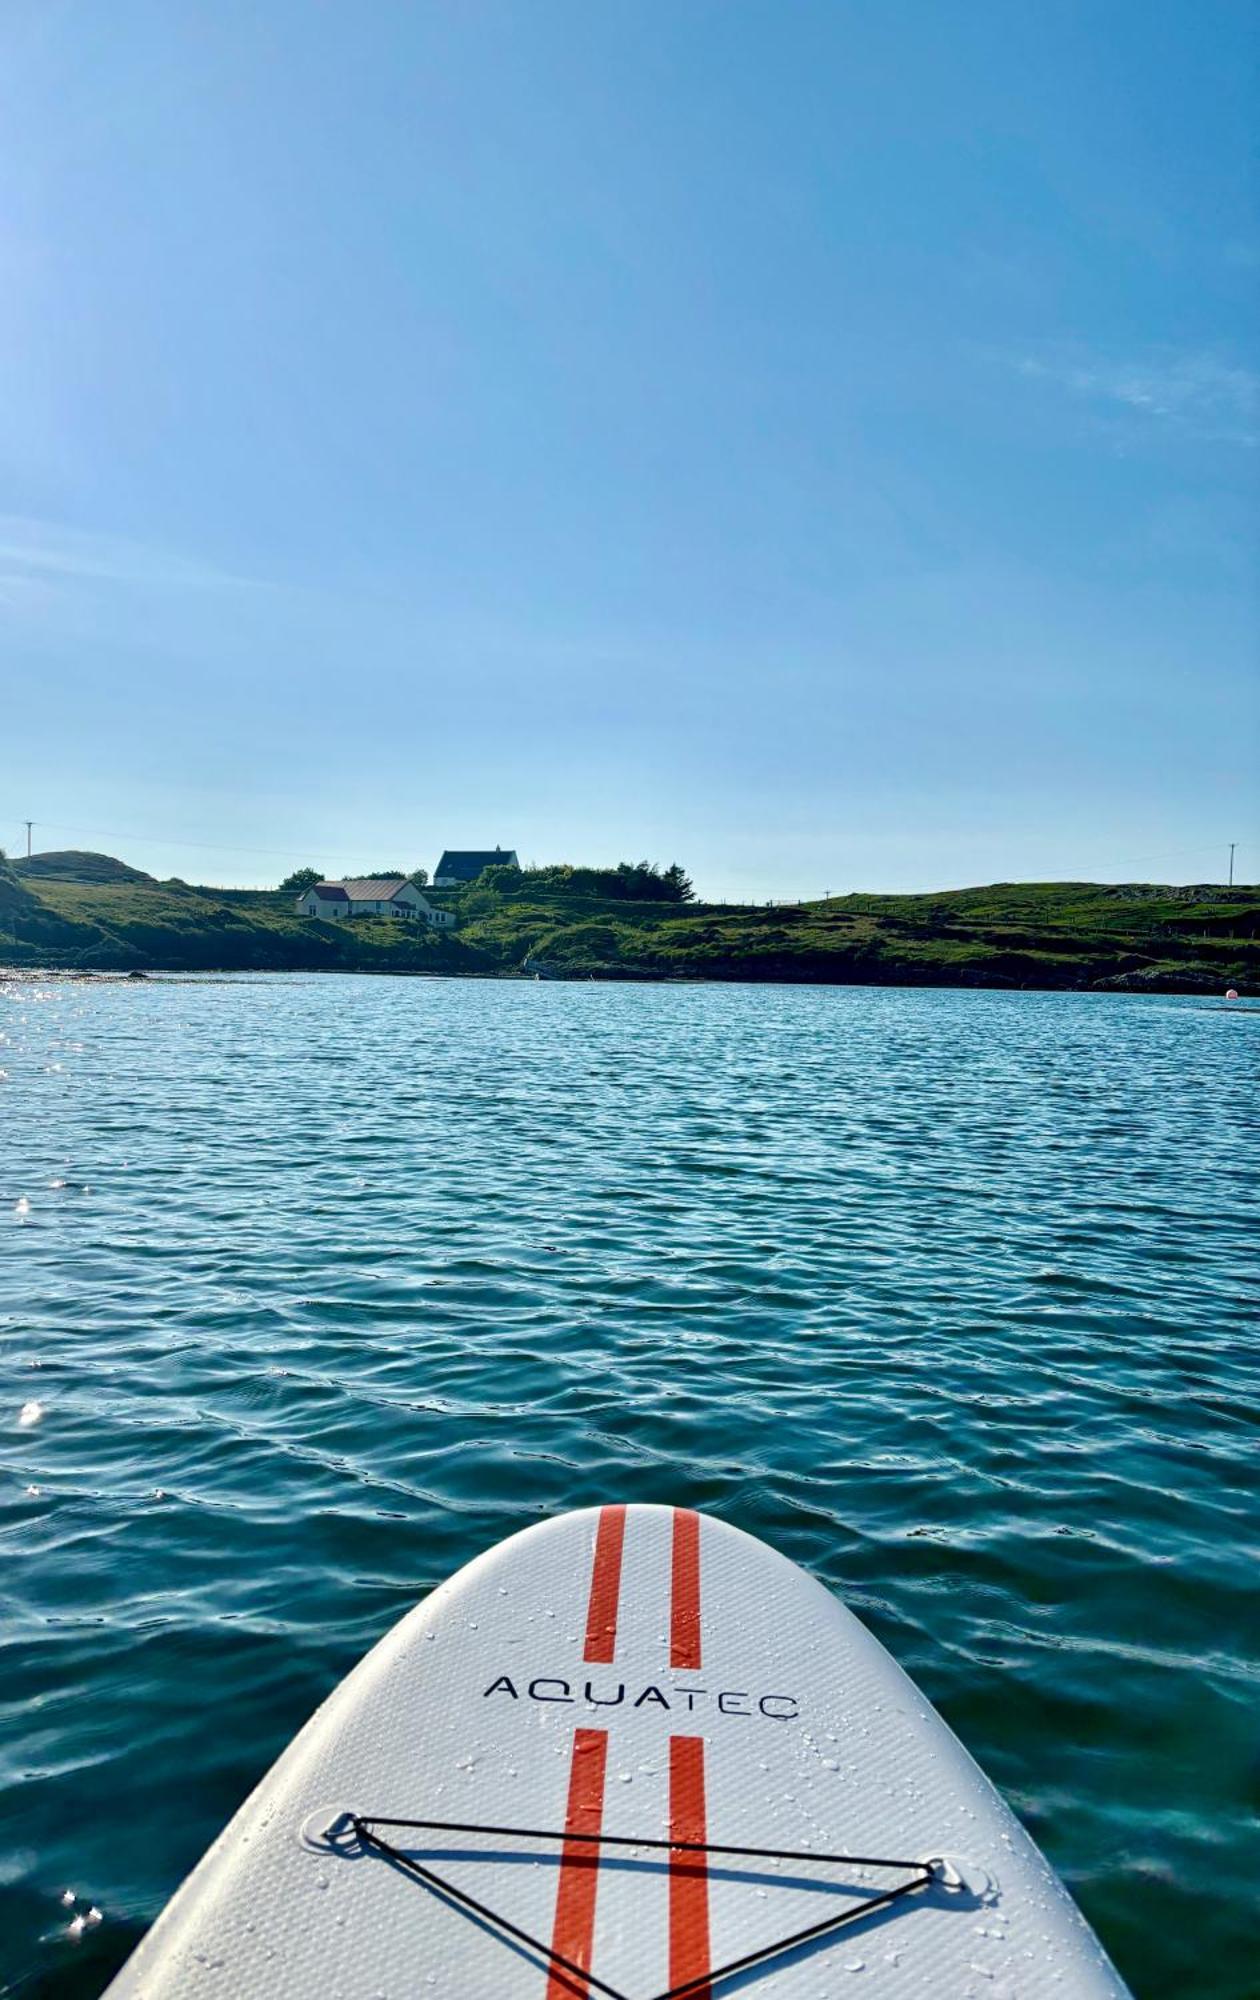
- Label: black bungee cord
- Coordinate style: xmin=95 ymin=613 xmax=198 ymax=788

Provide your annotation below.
xmin=331 ymin=1809 xmax=941 ymax=2000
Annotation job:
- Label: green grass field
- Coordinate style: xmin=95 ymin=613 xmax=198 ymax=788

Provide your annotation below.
xmin=1 ymin=851 xmax=1256 ymax=991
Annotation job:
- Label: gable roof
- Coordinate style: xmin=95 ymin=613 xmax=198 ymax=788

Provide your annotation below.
xmin=309 ymin=878 xmax=409 ymax=901
xmin=434 ymin=848 xmax=518 ymax=881
xmin=337 ymin=878 xmax=409 ymax=901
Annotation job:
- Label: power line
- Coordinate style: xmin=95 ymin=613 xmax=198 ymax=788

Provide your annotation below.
xmin=9 ymin=819 xmax=356 ymax=868
xmin=1099 ymin=843 xmax=1245 ymax=872
xmin=5 ymin=818 xmax=1252 ymax=895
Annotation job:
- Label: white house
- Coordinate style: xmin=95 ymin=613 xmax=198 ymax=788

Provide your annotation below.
xmin=297 ymin=878 xmax=454 ymax=927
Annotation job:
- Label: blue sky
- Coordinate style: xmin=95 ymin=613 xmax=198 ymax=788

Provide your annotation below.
xmin=1 ymin=0 xmax=1256 ymax=897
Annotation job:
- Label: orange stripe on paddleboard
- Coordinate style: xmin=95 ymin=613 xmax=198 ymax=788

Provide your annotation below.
xmin=670 ymin=1507 xmax=702 ymax=1670
xmin=583 ymin=1504 xmax=627 ymax=1664
xmin=668 ymin=1735 xmax=711 ymax=2000
xmin=546 ymin=1728 xmax=609 ymax=2000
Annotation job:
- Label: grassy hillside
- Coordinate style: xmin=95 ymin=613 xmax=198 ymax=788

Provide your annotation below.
xmin=1 ymin=852 xmax=1256 ymax=991
xmin=14 ymin=848 xmax=155 ymax=884
xmin=1 ymin=854 xmax=485 ymax=974
xmin=458 ymin=876 xmax=1259 ymax=991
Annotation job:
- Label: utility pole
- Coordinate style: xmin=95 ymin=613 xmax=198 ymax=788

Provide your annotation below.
xmin=1228 ymin=842 xmax=1235 ymax=888
xmin=23 ymin=820 xmax=33 ymax=858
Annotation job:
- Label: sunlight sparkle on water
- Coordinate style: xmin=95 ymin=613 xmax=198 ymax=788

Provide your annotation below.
xmin=1 ymin=975 xmax=1256 ymax=2000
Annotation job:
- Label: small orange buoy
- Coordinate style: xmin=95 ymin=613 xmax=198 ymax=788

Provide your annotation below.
xmin=1225 ymin=987 xmax=1239 ymax=1001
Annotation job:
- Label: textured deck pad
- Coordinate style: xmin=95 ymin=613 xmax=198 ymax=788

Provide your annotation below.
xmin=106 ymin=1506 xmax=1130 ymax=1998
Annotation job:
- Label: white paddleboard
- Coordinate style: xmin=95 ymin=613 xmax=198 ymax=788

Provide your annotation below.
xmin=105 ymin=1505 xmax=1131 ymax=1998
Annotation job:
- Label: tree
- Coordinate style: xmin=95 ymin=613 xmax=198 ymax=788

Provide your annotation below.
xmin=478 ymin=863 xmax=523 ymax=893
xmin=280 ymin=867 xmax=322 ymax=893
xmin=495 ymin=859 xmax=694 ymax=902
xmin=407 ymin=867 xmax=430 ymax=888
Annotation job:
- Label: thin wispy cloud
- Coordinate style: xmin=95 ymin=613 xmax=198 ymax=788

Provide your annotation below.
xmin=1015 ymin=349 xmax=1259 ymax=448
xmin=0 ymin=516 xmax=264 ymax=602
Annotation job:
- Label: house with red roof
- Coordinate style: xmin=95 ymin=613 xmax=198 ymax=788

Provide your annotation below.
xmin=297 ymin=877 xmax=453 ymax=927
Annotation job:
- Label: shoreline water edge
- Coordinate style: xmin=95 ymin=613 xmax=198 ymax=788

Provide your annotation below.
xmin=2 ymin=851 xmax=1256 ymax=994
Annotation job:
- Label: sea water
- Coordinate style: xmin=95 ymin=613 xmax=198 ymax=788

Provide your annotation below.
xmin=2 ymin=974 xmax=1256 ymax=1998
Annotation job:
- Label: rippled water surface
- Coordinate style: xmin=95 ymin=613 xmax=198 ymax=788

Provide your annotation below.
xmin=2 ymin=975 xmax=1257 ymax=1998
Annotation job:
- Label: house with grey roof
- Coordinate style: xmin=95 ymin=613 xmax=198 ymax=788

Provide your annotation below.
xmin=297 ymin=877 xmax=454 ymax=926
xmin=433 ymin=847 xmax=519 ymax=886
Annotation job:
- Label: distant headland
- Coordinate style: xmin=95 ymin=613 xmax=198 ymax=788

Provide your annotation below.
xmin=0 ymin=848 xmax=1255 ymax=992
